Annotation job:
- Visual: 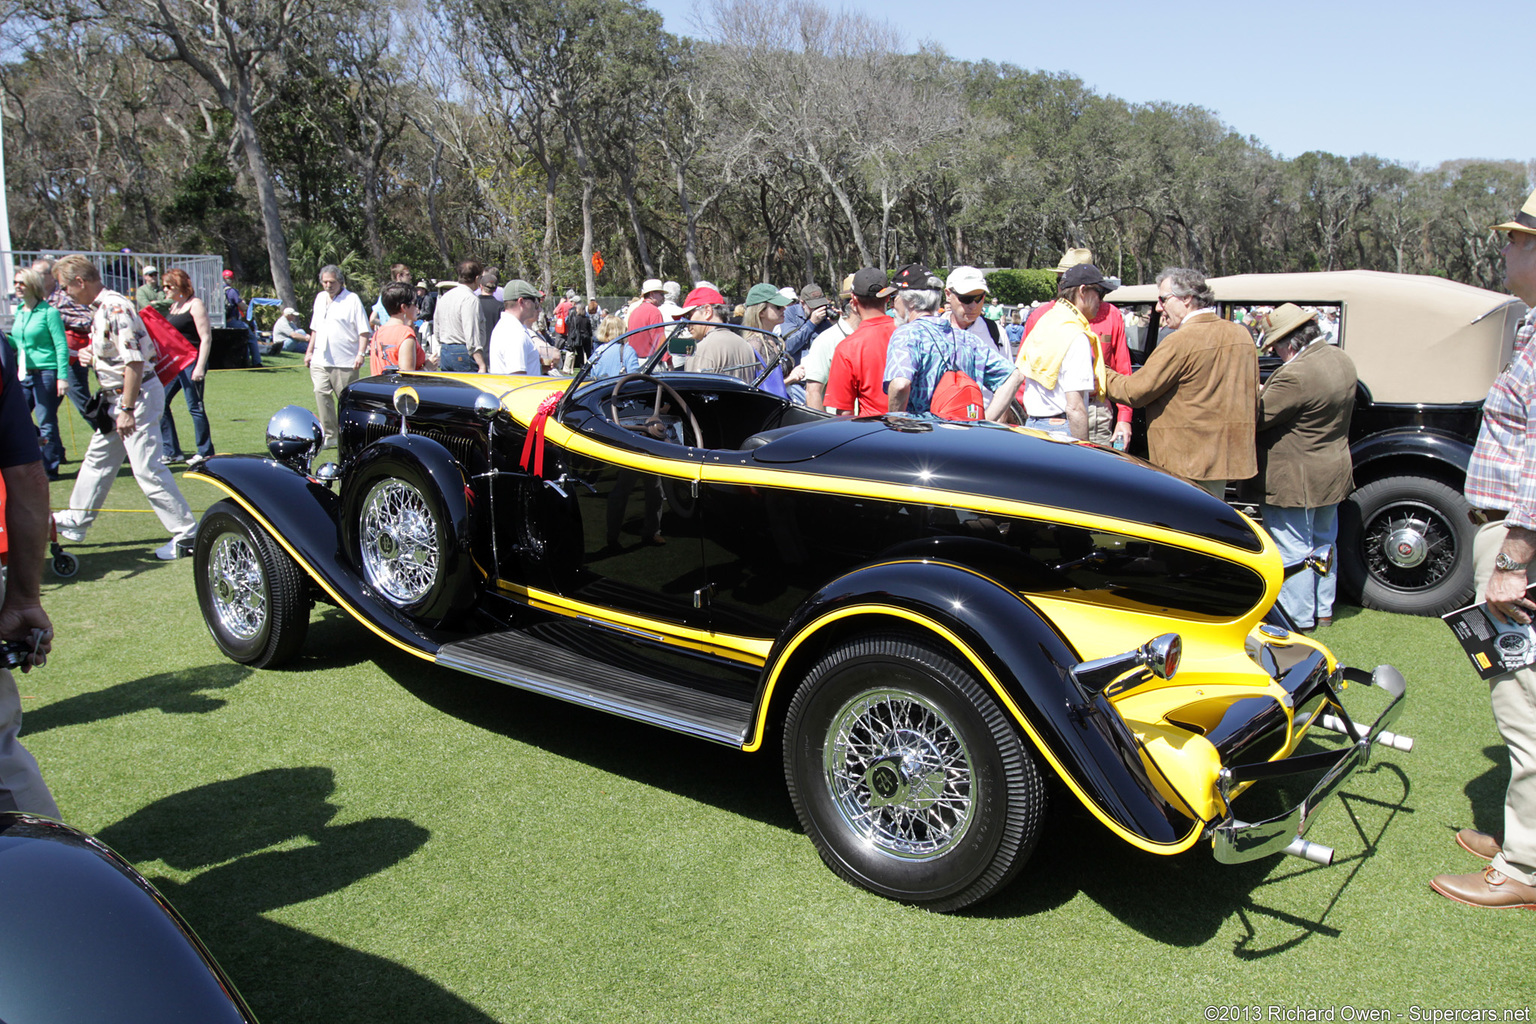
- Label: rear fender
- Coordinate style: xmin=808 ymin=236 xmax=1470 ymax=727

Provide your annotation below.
xmin=1350 ymin=428 xmax=1473 ymax=481
xmin=752 ymin=558 xmax=1200 ymax=851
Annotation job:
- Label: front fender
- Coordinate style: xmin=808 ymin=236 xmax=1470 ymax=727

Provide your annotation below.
xmin=753 ymin=558 xmax=1199 ymax=851
xmin=1350 ymin=427 xmax=1473 ymax=478
xmin=188 ymin=457 xmax=447 ymax=658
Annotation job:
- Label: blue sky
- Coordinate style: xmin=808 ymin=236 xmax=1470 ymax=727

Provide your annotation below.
xmin=644 ymin=0 xmax=1533 ymax=169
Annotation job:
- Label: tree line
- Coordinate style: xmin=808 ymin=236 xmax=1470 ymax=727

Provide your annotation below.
xmin=3 ymin=0 xmax=1531 ymax=314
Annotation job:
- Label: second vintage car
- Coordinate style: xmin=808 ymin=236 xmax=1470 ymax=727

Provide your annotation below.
xmin=187 ymin=327 xmax=1411 ymax=911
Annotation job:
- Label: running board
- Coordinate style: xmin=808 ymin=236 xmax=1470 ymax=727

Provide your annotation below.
xmin=435 ymin=630 xmax=755 ymax=747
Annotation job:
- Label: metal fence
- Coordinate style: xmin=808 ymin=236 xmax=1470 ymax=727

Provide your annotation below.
xmin=0 ymin=250 xmax=226 ymax=331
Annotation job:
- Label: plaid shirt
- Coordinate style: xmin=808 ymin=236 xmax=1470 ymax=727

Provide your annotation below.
xmin=87 ymin=288 xmax=157 ymax=391
xmin=45 ymin=283 xmax=93 ymax=334
xmin=1465 ymin=308 xmax=1536 ymax=528
xmin=884 ymin=314 xmax=1013 ymax=419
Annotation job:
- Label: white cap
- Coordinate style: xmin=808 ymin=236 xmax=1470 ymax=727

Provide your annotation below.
xmin=779 ymin=286 xmax=797 ymax=301
xmin=945 ymin=266 xmax=989 ymax=295
xmin=283 ymin=307 xmax=299 ymax=317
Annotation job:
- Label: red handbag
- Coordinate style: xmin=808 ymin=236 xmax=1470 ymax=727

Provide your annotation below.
xmin=138 ymin=307 xmax=199 ymax=386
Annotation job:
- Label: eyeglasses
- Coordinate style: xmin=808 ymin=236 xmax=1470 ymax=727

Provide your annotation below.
xmin=953 ymin=292 xmax=986 ymax=305
xmin=1156 ymin=293 xmax=1177 ymax=306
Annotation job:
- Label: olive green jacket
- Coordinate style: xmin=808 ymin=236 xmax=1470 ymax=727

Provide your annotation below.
xmin=1257 ymin=341 xmax=1357 ymax=508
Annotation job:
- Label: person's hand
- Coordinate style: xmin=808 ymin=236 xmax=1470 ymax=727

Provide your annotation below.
xmin=1486 ymin=567 xmax=1535 ymax=624
xmin=54 ymin=379 xmax=67 ymax=398
xmin=785 ymin=363 xmax=807 ymax=384
xmin=0 ymin=601 xmax=53 ymax=673
xmin=1110 ymin=422 xmax=1132 ymax=450
xmin=78 ymin=348 xmax=93 ymax=367
xmin=115 ymin=406 xmax=137 ymax=438
xmin=191 ymin=367 xmax=206 ymax=382
xmin=303 ymin=350 xmax=313 ymax=367
xmin=810 ymin=305 xmax=831 ymax=324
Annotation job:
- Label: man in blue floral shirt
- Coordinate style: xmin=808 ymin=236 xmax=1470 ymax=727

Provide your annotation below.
xmin=884 ymin=264 xmax=1020 ymax=421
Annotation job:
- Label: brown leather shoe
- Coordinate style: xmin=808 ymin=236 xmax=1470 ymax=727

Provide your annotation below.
xmin=1430 ymin=866 xmax=1536 ymax=909
xmin=1456 ymin=828 xmax=1503 ymax=862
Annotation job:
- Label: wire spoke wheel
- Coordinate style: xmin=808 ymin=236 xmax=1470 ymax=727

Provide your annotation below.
xmin=825 ymin=689 xmax=976 ymax=859
xmin=209 ymin=532 xmax=266 ymax=641
xmin=360 ymin=479 xmax=440 ymax=605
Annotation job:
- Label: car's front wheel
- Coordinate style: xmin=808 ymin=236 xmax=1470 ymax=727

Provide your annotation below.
xmin=194 ymin=501 xmax=309 ymax=668
xmin=782 ymin=632 xmax=1045 ymax=912
xmin=1340 ymin=474 xmax=1475 ymax=615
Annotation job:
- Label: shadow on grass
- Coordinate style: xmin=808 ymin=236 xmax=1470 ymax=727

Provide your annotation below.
xmin=44 ymin=540 xmax=175 ymax=584
xmin=370 ymin=641 xmax=797 ymax=834
xmin=24 ymin=662 xmax=254 ymax=735
xmin=96 ymin=767 xmax=491 ymax=1024
xmin=1464 ymin=744 xmax=1510 ymax=837
xmin=972 ymin=762 xmax=1413 ymax=951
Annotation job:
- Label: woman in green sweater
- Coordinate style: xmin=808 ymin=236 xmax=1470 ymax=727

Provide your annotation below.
xmin=11 ymin=267 xmax=69 ymax=477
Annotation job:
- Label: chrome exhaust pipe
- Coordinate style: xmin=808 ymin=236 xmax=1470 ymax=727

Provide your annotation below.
xmin=1318 ymin=713 xmax=1415 ymax=752
xmin=1284 ymin=837 xmax=1334 ymax=865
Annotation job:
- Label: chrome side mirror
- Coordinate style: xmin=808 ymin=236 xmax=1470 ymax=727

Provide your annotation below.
xmin=393 ymin=387 xmax=419 ymax=435
xmin=1282 ymin=544 xmax=1334 ymax=580
xmin=314 ymin=462 xmax=341 ymax=487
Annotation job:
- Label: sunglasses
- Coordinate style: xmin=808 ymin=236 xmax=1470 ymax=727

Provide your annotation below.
xmin=953 ymin=292 xmax=986 ymax=305
xmin=1156 ymin=293 xmax=1177 ymax=305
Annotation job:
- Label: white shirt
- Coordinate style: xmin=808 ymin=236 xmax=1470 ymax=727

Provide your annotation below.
xmin=1023 ymin=335 xmax=1094 ymax=417
xmin=489 ymin=313 xmax=540 ymax=375
xmin=309 ymin=288 xmax=370 ymax=368
xmin=434 ymin=283 xmax=487 ymax=356
xmin=955 ymin=314 xmax=1007 ymax=360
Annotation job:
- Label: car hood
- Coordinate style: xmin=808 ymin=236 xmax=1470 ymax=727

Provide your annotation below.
xmin=749 ymin=416 xmax=1264 ymax=554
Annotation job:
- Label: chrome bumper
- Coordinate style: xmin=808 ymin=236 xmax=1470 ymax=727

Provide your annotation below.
xmin=1211 ymin=663 xmax=1408 ymax=865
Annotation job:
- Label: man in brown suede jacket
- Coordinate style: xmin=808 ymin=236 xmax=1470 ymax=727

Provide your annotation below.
xmin=1103 ymin=267 xmax=1258 ymax=497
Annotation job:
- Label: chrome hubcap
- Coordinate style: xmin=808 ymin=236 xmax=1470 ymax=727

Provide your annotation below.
xmin=360 ymin=479 xmax=439 ymax=605
xmin=1363 ymin=500 xmax=1456 ymax=591
xmin=209 ymin=533 xmax=265 ymax=640
xmin=1383 ymin=524 xmax=1428 ymax=568
xmin=825 ymin=689 xmax=975 ymax=860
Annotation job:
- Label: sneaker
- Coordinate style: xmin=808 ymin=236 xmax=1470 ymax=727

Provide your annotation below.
xmin=164 ymin=453 xmax=187 ymax=465
xmin=55 ymin=522 xmax=86 ymax=543
xmin=154 ymin=539 xmax=181 ymax=561
xmin=186 ymin=454 xmax=210 ymax=471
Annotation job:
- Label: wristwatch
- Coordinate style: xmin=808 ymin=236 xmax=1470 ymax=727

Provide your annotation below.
xmin=1494 ymin=552 xmax=1529 ymax=572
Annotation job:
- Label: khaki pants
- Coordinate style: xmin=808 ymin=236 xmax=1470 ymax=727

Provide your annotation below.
xmin=1086 ymin=401 xmax=1114 ymax=446
xmin=311 ymin=364 xmax=361 ymax=444
xmin=1473 ymin=520 xmax=1536 ymax=886
xmin=56 ymin=375 xmax=195 ymax=543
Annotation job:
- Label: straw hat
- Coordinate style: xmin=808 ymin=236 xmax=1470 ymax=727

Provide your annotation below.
xmin=1053 ymin=248 xmax=1094 ymax=274
xmin=1258 ymin=303 xmax=1317 ymax=352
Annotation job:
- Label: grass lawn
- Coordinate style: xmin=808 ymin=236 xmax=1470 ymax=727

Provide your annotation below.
xmin=20 ymin=351 xmax=1536 ymax=1022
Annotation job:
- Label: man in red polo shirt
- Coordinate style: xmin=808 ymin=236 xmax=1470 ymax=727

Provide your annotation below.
xmin=626 ymin=279 xmax=667 ymax=360
xmin=825 ymin=268 xmax=897 ymax=416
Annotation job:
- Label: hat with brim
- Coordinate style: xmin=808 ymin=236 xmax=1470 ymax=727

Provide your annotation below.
xmin=679 ymin=284 xmax=726 ymax=316
xmin=1258 ymin=303 xmax=1317 ymax=352
xmin=800 ymin=284 xmax=830 ymax=310
xmin=744 ymin=283 xmax=792 ymax=308
xmin=945 ymin=266 xmax=989 ymax=296
xmin=1492 ymin=189 xmax=1536 ymax=235
xmin=847 ymin=268 xmax=893 ymax=300
xmin=1060 ymin=263 xmax=1109 ymax=291
xmin=890 ymin=264 xmax=941 ymax=291
xmin=1052 ymin=248 xmax=1093 ymax=274
xmin=641 ymin=278 xmax=665 ymax=297
xmin=838 ymin=273 xmax=855 ymax=300
xmin=142 ymin=265 xmax=158 ymax=276
xmin=505 ymin=279 xmax=542 ymax=301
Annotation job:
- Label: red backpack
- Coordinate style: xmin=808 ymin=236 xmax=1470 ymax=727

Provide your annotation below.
xmin=930 ymin=336 xmax=984 ymax=420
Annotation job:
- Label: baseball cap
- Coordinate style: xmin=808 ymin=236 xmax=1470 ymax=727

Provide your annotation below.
xmin=142 ymin=265 xmax=158 ymax=275
xmin=504 ymin=279 xmax=542 ymax=300
xmin=222 ymin=269 xmax=234 ymax=279
xmin=282 ymin=306 xmax=299 ymax=317
xmin=800 ymin=284 xmax=830 ymax=310
xmin=850 ymin=268 xmax=895 ymax=300
xmin=680 ymin=284 xmax=726 ymax=315
xmin=1060 ymin=263 xmax=1110 ymax=291
xmin=945 ymin=266 xmax=989 ymax=296
xmin=890 ymin=264 xmax=940 ymax=291
xmin=744 ymin=283 xmax=792 ymax=307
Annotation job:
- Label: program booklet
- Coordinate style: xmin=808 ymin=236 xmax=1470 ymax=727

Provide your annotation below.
xmin=1442 ymin=583 xmax=1536 ymax=680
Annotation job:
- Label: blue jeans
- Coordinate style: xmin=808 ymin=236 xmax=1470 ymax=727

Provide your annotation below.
xmin=1025 ymin=415 xmax=1071 ymax=435
xmin=437 ymin=342 xmax=478 ymax=372
xmin=160 ymin=369 xmax=214 ymax=460
xmin=1263 ymin=503 xmax=1340 ymax=628
xmin=21 ymin=369 xmax=64 ymax=474
xmin=65 ymin=358 xmax=93 ymax=430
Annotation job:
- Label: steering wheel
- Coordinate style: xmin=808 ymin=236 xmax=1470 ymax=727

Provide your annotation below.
xmin=607 ymin=373 xmax=704 ymax=449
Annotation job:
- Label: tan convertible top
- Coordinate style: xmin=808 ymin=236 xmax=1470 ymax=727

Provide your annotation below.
xmin=1108 ymin=270 xmax=1527 ymax=404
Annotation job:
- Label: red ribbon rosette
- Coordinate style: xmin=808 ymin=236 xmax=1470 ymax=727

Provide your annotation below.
xmin=519 ymin=393 xmax=562 ymax=477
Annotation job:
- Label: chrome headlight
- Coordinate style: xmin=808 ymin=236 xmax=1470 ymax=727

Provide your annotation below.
xmin=266 ymin=405 xmax=323 ymax=471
